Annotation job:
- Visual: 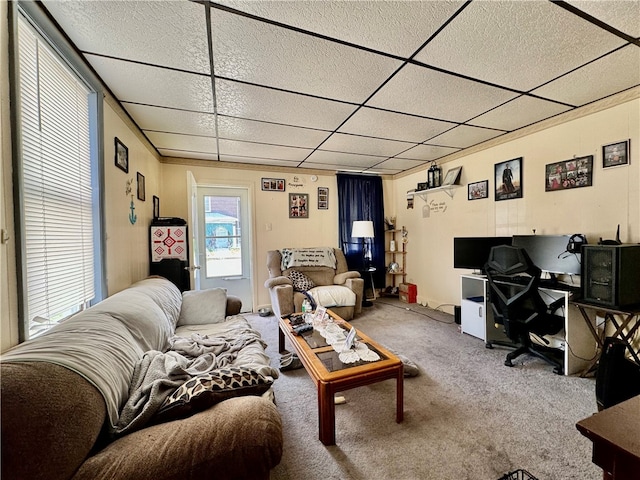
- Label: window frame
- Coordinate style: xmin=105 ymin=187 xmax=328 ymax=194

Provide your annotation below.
xmin=9 ymin=2 xmax=106 ymax=341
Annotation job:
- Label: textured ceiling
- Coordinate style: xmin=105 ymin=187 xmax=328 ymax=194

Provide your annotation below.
xmin=41 ymin=0 xmax=640 ymax=175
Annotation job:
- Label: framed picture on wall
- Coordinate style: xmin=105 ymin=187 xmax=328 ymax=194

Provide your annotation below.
xmin=495 ymin=157 xmax=523 ymax=201
xmin=153 ymin=195 xmax=160 ymax=219
xmin=137 ymin=172 xmax=145 ymax=201
xmin=545 ymin=155 xmax=593 ymax=191
xmin=468 ymin=180 xmax=488 ymax=200
xmin=317 ymin=187 xmax=329 ymax=209
xmin=114 ymin=137 xmax=128 ymax=173
xmin=602 ymin=140 xmax=629 ymax=168
xmin=261 ymin=177 xmax=286 ymax=191
xmin=289 ymin=193 xmax=309 ymax=218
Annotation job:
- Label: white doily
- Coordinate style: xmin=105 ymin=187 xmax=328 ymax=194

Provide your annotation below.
xmin=334 ymin=340 xmax=380 ymax=364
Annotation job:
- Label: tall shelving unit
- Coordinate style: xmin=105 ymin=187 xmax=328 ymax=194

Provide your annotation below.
xmin=384 ymin=227 xmax=407 ymax=295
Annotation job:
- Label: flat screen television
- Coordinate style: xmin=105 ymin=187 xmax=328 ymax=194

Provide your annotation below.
xmin=512 ymin=235 xmax=581 ymax=276
xmin=453 ymin=237 xmax=512 ymax=273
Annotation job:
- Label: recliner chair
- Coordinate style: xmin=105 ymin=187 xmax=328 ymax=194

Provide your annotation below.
xmin=484 ymin=245 xmax=565 ymax=374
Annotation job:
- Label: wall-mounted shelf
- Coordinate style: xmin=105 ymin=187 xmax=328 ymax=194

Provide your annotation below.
xmin=414 ymin=184 xmax=461 ymax=200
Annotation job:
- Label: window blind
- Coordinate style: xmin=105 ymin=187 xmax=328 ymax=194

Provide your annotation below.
xmin=17 ymin=16 xmax=95 ymax=337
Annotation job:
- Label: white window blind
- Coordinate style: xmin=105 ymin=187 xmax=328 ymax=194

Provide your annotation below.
xmin=17 ymin=16 xmax=95 ymax=337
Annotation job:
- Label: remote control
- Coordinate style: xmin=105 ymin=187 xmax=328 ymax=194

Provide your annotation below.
xmin=293 ymin=324 xmax=313 ymax=335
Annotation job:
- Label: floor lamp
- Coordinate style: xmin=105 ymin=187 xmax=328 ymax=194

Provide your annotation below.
xmin=351 ymin=220 xmax=375 ymax=306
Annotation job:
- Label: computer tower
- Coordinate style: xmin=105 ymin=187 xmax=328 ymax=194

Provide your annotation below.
xmin=595 ymin=337 xmax=640 ymax=410
xmin=581 ymin=244 xmax=640 ymax=308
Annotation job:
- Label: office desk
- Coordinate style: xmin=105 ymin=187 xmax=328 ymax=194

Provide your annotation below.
xmin=572 ymin=301 xmax=640 ymax=376
xmin=576 ymin=395 xmax=640 ymax=480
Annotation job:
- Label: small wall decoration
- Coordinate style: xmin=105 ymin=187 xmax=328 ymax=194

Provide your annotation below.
xmin=545 ymin=155 xmax=593 ymax=191
xmin=602 ymin=140 xmax=629 ymax=168
xmin=317 ymin=187 xmax=329 ymax=209
xmin=137 ymin=172 xmax=146 ymax=201
xmin=114 ymin=137 xmax=128 ymax=173
xmin=495 ymin=157 xmax=523 ymax=201
xmin=468 ymin=180 xmax=488 ymax=200
xmin=289 ymin=193 xmax=309 ymax=218
xmin=441 ymin=166 xmax=462 ymax=186
xmin=261 ymin=177 xmax=285 ymax=191
xmin=153 ymin=195 xmax=160 ymax=219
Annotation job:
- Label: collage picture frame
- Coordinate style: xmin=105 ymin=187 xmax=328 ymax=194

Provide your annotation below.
xmin=317 ymin=187 xmax=329 ymax=210
xmin=261 ymin=178 xmax=285 ymax=191
xmin=545 ymin=155 xmax=593 ymax=191
xmin=289 ymin=193 xmax=309 ymax=218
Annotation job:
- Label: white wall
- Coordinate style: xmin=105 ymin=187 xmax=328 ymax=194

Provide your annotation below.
xmin=393 ymin=95 xmax=640 ymax=313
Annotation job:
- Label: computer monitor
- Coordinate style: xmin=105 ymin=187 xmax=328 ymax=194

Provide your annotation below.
xmin=511 ymin=235 xmax=581 ymax=276
xmin=453 ymin=237 xmax=512 ymax=273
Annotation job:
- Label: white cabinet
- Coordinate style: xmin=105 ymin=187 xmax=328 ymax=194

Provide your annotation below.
xmin=460 ymin=275 xmax=487 ymax=340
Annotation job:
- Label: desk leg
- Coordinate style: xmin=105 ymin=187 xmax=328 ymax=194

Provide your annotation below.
xmin=318 ymin=381 xmax=335 ymax=445
xmin=279 ymin=328 xmax=286 ymax=353
xmin=396 ymin=366 xmax=404 ymax=423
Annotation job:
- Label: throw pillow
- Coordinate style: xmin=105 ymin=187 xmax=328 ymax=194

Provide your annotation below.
xmin=177 ymin=288 xmax=227 ymax=326
xmin=286 ymin=270 xmax=315 ymax=292
xmin=154 ymin=367 xmax=273 ymax=423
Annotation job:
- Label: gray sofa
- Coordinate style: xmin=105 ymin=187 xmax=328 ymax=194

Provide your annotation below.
xmin=265 ymin=247 xmax=364 ymax=321
xmin=1 ymin=277 xmax=282 ymax=480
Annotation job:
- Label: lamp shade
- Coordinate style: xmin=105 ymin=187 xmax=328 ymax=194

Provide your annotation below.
xmin=351 ymin=220 xmax=374 ymax=238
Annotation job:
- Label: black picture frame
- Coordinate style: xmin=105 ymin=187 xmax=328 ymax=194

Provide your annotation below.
xmin=153 ymin=195 xmax=160 ymax=219
xmin=261 ymin=177 xmax=286 ymax=191
xmin=468 ymin=180 xmax=488 ymax=200
xmin=602 ymin=140 xmax=629 ymax=168
xmin=495 ymin=157 xmax=523 ymax=201
xmin=289 ymin=193 xmax=309 ymax=218
xmin=545 ymin=155 xmax=593 ymax=191
xmin=137 ymin=172 xmax=145 ymax=201
xmin=114 ymin=137 xmax=128 ymax=173
xmin=317 ymin=187 xmax=329 ymax=209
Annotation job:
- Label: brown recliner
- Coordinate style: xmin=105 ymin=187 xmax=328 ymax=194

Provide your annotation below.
xmin=264 ymin=248 xmax=364 ymax=321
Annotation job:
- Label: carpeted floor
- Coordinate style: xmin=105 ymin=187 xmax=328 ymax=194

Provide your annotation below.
xmin=245 ymin=299 xmax=601 ymax=480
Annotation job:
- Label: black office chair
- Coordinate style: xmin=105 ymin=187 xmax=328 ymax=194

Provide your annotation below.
xmin=484 ymin=245 xmax=565 ymax=374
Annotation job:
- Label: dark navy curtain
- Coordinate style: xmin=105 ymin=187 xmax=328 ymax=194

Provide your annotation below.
xmin=337 ymin=174 xmax=385 ymax=287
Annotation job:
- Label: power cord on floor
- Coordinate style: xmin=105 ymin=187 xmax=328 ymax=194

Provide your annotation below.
xmin=374 ymin=299 xmax=456 ymax=324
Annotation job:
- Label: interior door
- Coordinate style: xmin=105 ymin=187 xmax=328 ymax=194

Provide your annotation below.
xmin=197 ymin=186 xmax=252 ymax=312
xmin=187 ymin=171 xmax=201 ymax=290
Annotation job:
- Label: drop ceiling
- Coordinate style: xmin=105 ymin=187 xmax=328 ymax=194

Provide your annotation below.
xmin=40 ymin=0 xmax=640 ymax=175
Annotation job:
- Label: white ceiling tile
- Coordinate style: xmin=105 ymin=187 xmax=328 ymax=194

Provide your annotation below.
xmin=146 ymin=131 xmax=218 ymax=154
xmin=218 ymin=155 xmax=300 ymax=168
xmin=429 ymin=126 xmax=505 ymax=149
xmin=367 ymin=64 xmax=518 ymax=123
xmin=338 ymin=107 xmax=456 ymax=143
xmin=43 ymin=1 xmax=210 ymax=74
xmin=305 ymin=151 xmax=384 ymax=168
xmin=320 ymin=133 xmax=413 ymax=157
xmin=159 ymin=149 xmax=218 ymax=161
xmin=217 ymin=0 xmax=466 ymax=57
xmin=469 ymin=96 xmax=572 ymax=131
xmin=125 ymin=104 xmax=216 ymax=136
xmin=217 ymin=116 xmax=330 ymax=148
xmin=211 ymin=9 xmax=402 ymax=103
xmin=299 ymin=162 xmax=353 ymax=172
xmin=87 ymin=55 xmax=213 ymax=111
xmin=566 ymin=0 xmax=640 ymax=37
xmin=415 ymin=1 xmax=626 ymax=91
xmin=374 ymin=158 xmax=428 ymax=171
xmin=215 ymin=79 xmax=355 ymax=130
xmin=531 ymin=45 xmax=640 ymax=106
xmin=218 ymin=139 xmax=311 ymax=161
xmin=397 ymin=144 xmax=460 ymax=161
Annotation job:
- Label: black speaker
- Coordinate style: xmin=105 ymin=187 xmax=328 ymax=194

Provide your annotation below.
xmin=454 ymin=305 xmax=461 ymax=325
xmin=581 ymin=244 xmax=640 ymax=308
xmin=595 ymin=338 xmax=640 ymax=410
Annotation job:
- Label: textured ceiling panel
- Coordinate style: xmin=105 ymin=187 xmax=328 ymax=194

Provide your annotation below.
xmin=215 ymin=79 xmax=356 ymax=130
xmin=218 ymin=139 xmax=311 ymax=161
xmin=125 ymin=104 xmax=217 ymax=137
xmin=428 ymin=125 xmax=505 ymax=149
xmin=367 ymin=64 xmax=519 ymax=123
xmin=566 ymin=0 xmax=640 ymax=37
xmin=469 ymin=96 xmax=573 ymax=131
xmin=217 ymin=116 xmax=330 ymax=148
xmin=87 ymin=55 xmax=213 ymax=111
xmin=158 ymin=149 xmax=219 ymax=161
xmin=374 ymin=157 xmax=428 ymax=171
xmin=338 ymin=107 xmax=456 ymax=143
xmin=217 ymin=155 xmax=301 ymax=167
xmin=211 ymin=9 xmax=402 ymax=103
xmin=531 ymin=45 xmax=640 ymax=106
xmin=304 ymin=151 xmax=384 ymax=168
xmin=415 ymin=1 xmax=626 ymax=91
xmin=217 ymin=0 xmax=466 ymax=57
xmin=43 ymin=0 xmax=210 ymax=73
xmin=320 ymin=133 xmax=414 ymax=157
xmin=146 ymin=131 xmax=218 ymax=154
xmin=396 ymin=144 xmax=460 ymax=161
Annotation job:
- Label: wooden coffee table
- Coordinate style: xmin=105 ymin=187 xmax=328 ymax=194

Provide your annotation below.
xmin=278 ymin=311 xmax=403 ymax=445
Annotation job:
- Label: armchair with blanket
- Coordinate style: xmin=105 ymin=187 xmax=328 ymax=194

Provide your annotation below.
xmin=264 ymin=247 xmax=364 ymax=321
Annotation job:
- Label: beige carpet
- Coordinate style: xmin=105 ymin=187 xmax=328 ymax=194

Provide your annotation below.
xmin=246 ymin=299 xmax=601 ymax=480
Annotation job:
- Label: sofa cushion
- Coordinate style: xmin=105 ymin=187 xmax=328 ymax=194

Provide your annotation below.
xmin=178 ymin=288 xmax=227 ymax=326
xmin=155 ymin=367 xmax=273 ymax=423
xmin=286 ymin=269 xmax=315 ymax=292
xmin=308 ymin=285 xmax=356 ymax=308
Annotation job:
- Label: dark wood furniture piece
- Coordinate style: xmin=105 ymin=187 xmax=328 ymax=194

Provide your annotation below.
xmin=576 ymin=395 xmax=640 ymax=480
xmin=279 ymin=311 xmax=403 ymax=445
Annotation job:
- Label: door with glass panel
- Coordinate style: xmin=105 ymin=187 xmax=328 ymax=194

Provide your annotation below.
xmin=196 ymin=187 xmax=252 ymax=311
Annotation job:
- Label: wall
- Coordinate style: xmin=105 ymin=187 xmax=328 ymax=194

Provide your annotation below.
xmin=393 ymin=94 xmax=640 ymax=313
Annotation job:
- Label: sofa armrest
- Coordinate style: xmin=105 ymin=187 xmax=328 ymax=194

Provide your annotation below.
xmin=333 ymin=271 xmax=361 ymax=285
xmin=264 ymin=276 xmax=292 ymax=289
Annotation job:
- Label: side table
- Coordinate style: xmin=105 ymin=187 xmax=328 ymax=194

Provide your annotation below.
xmin=360 ymin=266 xmax=377 ymax=307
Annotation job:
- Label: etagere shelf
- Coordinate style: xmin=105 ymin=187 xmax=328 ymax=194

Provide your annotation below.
xmin=384 ymin=227 xmax=407 ymax=295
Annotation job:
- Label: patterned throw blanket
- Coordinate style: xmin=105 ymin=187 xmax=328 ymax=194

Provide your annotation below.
xmin=280 ymin=247 xmax=336 ymax=270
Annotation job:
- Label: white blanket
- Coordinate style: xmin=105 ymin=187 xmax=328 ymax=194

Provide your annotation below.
xmin=280 ymin=247 xmax=336 ymax=270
